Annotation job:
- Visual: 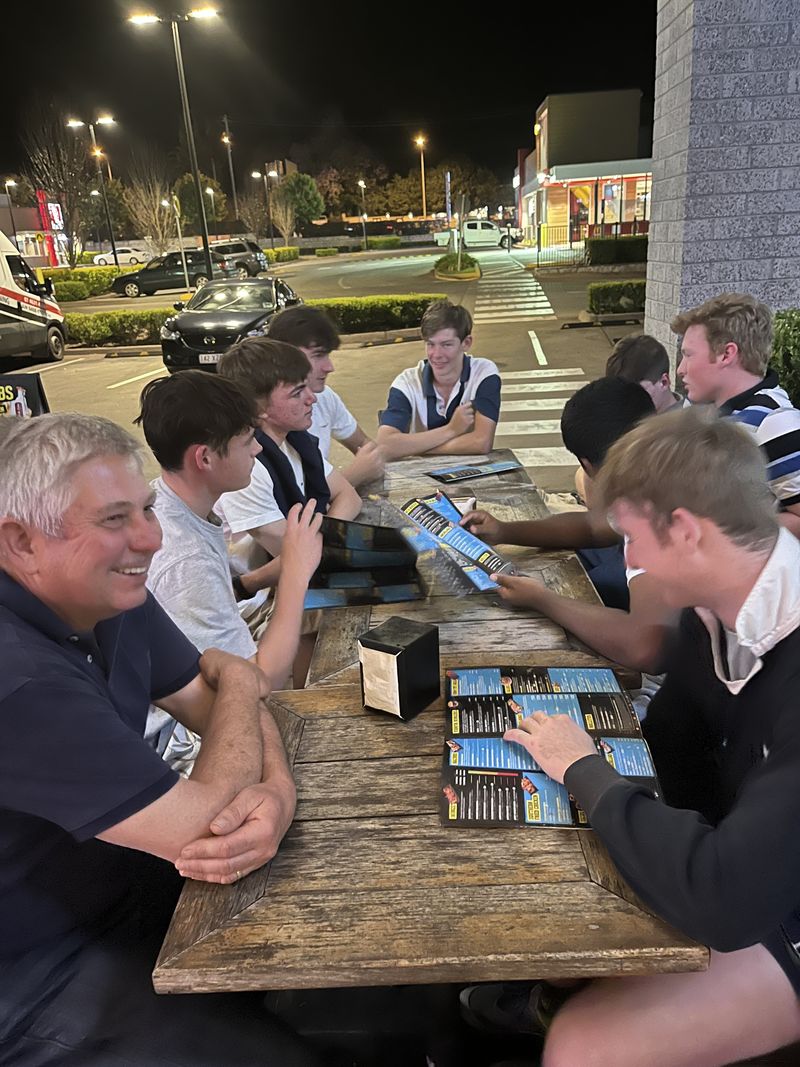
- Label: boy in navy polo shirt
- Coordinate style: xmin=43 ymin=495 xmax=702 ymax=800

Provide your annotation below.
xmin=377 ymin=298 xmax=501 ymax=458
xmin=0 ymin=413 xmax=320 ymax=1065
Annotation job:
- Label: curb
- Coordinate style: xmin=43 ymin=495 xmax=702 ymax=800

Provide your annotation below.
xmin=433 ymin=268 xmax=481 ymax=282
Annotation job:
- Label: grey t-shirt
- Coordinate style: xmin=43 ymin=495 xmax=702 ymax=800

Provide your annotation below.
xmin=145 ymin=478 xmax=257 ymax=770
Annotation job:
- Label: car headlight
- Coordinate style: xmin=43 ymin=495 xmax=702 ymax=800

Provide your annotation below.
xmin=160 ymin=321 xmax=180 ymax=340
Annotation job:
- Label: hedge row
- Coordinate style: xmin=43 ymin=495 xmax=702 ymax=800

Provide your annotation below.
xmin=315 ymin=247 xmax=339 ymax=257
xmin=54 ymin=281 xmax=91 ymax=302
xmin=587 ymin=280 xmax=646 ymax=314
xmin=65 ymin=294 xmax=442 ymax=346
xmin=261 ymin=246 xmax=300 ymax=263
xmin=366 ymin=236 xmax=402 ymax=250
xmin=585 ymin=236 xmax=648 ymax=265
xmin=44 ymin=265 xmax=139 ymax=297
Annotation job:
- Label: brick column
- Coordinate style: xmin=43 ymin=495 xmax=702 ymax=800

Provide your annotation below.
xmin=645 ymin=0 xmax=800 ymax=358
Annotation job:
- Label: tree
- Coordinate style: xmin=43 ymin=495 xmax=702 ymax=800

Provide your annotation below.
xmin=271 ymin=187 xmax=296 ymax=245
xmin=237 ymin=189 xmax=267 ymax=240
xmin=3 ymin=175 xmax=37 ymax=208
xmin=78 ymin=179 xmax=132 ymax=247
xmin=281 ymin=173 xmax=324 ymax=228
xmin=24 ymin=107 xmax=94 ymax=266
xmin=122 ymin=151 xmax=174 ymax=254
xmin=314 ymin=167 xmax=344 ymax=216
xmin=172 ymin=172 xmax=227 ymax=228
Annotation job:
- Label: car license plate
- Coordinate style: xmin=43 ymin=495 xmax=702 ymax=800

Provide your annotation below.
xmin=198 ymin=353 xmax=220 ymax=364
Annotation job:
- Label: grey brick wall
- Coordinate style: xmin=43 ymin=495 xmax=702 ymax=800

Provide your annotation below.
xmin=645 ymin=0 xmax=800 ymax=360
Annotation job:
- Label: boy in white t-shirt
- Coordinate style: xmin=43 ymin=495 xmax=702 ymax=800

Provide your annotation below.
xmin=267 ymin=305 xmax=385 ymax=488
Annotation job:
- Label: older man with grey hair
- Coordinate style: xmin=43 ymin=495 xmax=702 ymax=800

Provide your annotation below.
xmin=0 ymin=413 xmax=321 ymax=1065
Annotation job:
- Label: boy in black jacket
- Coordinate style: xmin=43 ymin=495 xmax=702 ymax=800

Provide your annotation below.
xmin=485 ymin=409 xmax=800 ymax=1065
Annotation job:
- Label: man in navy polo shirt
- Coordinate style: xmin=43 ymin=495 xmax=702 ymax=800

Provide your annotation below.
xmin=376 ymin=299 xmax=501 ymax=458
xmin=0 ymin=414 xmax=320 ymax=1065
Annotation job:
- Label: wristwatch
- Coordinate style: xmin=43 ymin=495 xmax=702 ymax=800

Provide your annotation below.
xmin=231 ymin=573 xmax=249 ymax=601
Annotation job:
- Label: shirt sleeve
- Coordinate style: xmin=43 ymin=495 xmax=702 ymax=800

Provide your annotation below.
xmin=473 ymin=372 xmax=501 ymax=423
xmin=0 ymin=673 xmax=179 ymax=841
xmin=216 ymin=462 xmax=285 ymax=533
xmin=756 ymin=407 xmax=800 ymax=508
xmin=379 ymin=383 xmax=413 ymax=432
xmin=144 ymin=591 xmax=203 ymax=701
xmin=326 ymin=388 xmax=359 ymax=441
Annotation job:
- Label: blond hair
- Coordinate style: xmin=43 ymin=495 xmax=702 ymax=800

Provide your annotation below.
xmin=671 ymin=293 xmax=773 ymax=376
xmin=596 ymin=407 xmax=778 ymax=551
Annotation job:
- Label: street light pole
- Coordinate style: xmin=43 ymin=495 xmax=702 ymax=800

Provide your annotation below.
xmin=162 ymin=197 xmax=191 ymax=290
xmin=415 ymin=135 xmax=427 ymax=218
xmin=357 ymin=179 xmax=367 ymax=251
xmin=4 ymin=180 xmax=19 ymax=250
xmin=169 ymin=17 xmax=214 ymax=278
xmin=222 ymin=115 xmax=239 ymax=220
xmin=69 ymin=118 xmax=120 ymax=268
xmin=206 ymin=187 xmax=216 ymax=238
xmin=263 ymin=167 xmax=276 ymax=250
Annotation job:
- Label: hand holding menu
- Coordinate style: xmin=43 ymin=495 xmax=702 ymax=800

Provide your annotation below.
xmin=440 ymin=665 xmax=659 ymax=828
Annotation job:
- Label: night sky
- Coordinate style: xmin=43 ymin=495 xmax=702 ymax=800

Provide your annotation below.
xmin=2 ymin=1 xmax=658 ymax=182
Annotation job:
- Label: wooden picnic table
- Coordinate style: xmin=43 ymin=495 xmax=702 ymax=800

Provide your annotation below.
xmin=153 ymin=449 xmax=708 ymax=994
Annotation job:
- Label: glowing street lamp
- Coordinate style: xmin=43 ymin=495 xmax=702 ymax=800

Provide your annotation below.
xmin=414 ymin=134 xmax=427 ymax=218
xmin=252 ymin=167 xmax=277 ymax=249
xmin=129 ymin=8 xmax=221 ymax=277
xmin=221 ymin=115 xmax=238 ymax=219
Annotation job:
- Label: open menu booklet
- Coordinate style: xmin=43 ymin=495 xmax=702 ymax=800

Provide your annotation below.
xmin=440 ymin=665 xmax=659 ymax=828
xmin=303 ymin=493 xmax=514 ymax=608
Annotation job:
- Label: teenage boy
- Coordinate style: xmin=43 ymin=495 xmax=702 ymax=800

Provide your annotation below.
xmin=675 ymin=292 xmax=800 ymax=534
xmin=215 ymin=337 xmax=361 ymax=562
xmin=605 ymin=333 xmax=682 ymax=413
xmin=464 ymin=377 xmax=655 ymax=610
xmin=267 ymin=304 xmax=385 ymax=487
xmin=136 ymin=370 xmax=322 ymax=768
xmin=376 ymin=298 xmax=501 ymax=458
xmin=463 ymin=409 xmax=800 ymax=1067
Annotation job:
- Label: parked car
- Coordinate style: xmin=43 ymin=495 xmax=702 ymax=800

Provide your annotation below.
xmin=209 ymin=238 xmax=269 ymax=277
xmin=0 ymin=229 xmax=66 ymax=361
xmin=433 ymin=220 xmax=522 ymax=250
xmin=160 ymin=277 xmax=302 ymax=372
xmin=93 ymin=246 xmax=146 ymax=266
xmin=110 ymin=250 xmax=237 ymax=298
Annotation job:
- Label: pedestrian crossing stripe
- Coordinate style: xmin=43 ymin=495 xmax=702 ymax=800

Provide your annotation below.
xmin=499 ymin=398 xmax=569 ymax=411
xmin=502 ymin=381 xmax=585 ymax=394
xmin=514 ymin=446 xmax=577 ymax=467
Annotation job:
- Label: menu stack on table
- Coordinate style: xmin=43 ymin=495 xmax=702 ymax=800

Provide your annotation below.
xmin=440 ymin=665 xmax=659 ymax=828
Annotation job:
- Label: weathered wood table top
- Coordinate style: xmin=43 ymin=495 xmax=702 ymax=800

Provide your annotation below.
xmin=153 ymin=450 xmax=708 ymax=993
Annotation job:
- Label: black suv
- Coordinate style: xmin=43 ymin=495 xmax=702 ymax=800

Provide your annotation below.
xmin=209 ymin=239 xmax=269 ymax=277
xmin=111 ymin=250 xmax=237 ymax=298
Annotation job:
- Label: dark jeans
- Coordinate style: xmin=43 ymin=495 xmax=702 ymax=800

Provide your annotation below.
xmin=576 ymin=545 xmax=630 ymax=611
xmin=0 ymin=862 xmax=322 ymax=1067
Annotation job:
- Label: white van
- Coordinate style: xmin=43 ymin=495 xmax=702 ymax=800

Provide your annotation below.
xmin=0 ymin=230 xmax=67 ymax=361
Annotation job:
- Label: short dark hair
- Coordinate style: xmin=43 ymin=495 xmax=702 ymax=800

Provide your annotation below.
xmin=420 ymin=299 xmax=473 ymax=341
xmin=605 ymin=334 xmax=669 ymax=384
xmin=218 ymin=337 xmax=311 ymax=401
xmin=267 ymin=305 xmax=340 ymax=352
xmin=135 ymin=370 xmax=257 ymax=472
xmin=560 ymin=377 xmax=655 ymax=468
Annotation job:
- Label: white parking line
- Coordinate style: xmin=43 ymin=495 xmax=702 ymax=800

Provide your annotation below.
xmin=32 ymin=358 xmax=87 ymax=373
xmin=107 ymin=367 xmax=167 ymax=390
xmin=528 ymin=330 xmax=548 ymax=366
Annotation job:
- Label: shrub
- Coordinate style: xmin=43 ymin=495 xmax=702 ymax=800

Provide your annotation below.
xmin=75 ymin=251 xmax=97 ymax=264
xmin=315 ymin=247 xmax=339 ymax=257
xmin=305 ymin=294 xmax=440 ymax=333
xmin=585 ymin=236 xmax=648 ymax=265
xmin=261 ymin=246 xmax=300 ymax=263
xmin=435 ymin=252 xmax=478 ymax=275
xmin=52 ymin=280 xmax=89 ymax=302
xmin=773 ymin=309 xmax=800 ymax=408
xmin=366 ymin=236 xmax=402 ymax=250
xmin=42 ymin=265 xmax=139 ymax=297
xmin=65 ymin=309 xmax=173 ymax=346
xmin=587 ymin=280 xmax=646 ymax=314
